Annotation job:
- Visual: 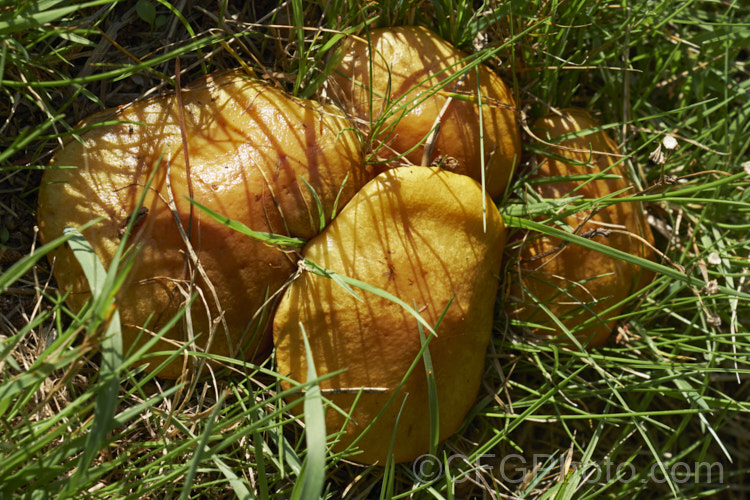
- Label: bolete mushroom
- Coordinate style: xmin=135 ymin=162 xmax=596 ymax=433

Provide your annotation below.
xmin=331 ymin=25 xmax=521 ymax=198
xmin=508 ymin=108 xmax=655 ymax=346
xmin=273 ymin=166 xmax=505 ymax=464
xmin=37 ymin=70 xmax=368 ymax=379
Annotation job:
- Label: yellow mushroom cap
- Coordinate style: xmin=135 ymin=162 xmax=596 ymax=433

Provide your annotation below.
xmin=331 ymin=25 xmax=521 ymax=198
xmin=509 ymin=108 xmax=655 ymax=347
xmin=37 ymin=70 xmax=368 ymax=379
xmin=273 ymin=166 xmax=505 ymax=464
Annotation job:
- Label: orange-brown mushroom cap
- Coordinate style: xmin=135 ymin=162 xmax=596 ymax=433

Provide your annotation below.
xmin=508 ymin=108 xmax=655 ymax=347
xmin=274 ymin=166 xmax=505 ymax=464
xmin=38 ymin=71 xmax=368 ymax=379
xmin=331 ymin=26 xmax=521 ymax=198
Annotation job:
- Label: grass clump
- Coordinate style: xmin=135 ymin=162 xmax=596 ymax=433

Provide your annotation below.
xmin=1 ymin=0 xmax=749 ymax=498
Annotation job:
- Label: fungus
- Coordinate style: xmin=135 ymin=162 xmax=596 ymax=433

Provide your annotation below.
xmin=331 ymin=25 xmax=521 ymax=198
xmin=509 ymin=108 xmax=655 ymax=346
xmin=273 ymin=166 xmax=505 ymax=464
xmin=37 ymin=70 xmax=368 ymax=378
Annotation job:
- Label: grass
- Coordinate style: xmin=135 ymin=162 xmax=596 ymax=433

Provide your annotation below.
xmin=1 ymin=0 xmax=749 ymax=498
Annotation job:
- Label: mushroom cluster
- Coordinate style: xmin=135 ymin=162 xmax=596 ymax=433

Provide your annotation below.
xmin=38 ymin=26 xmax=655 ymax=464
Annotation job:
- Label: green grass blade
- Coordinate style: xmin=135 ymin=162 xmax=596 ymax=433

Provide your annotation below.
xmin=300 ymin=176 xmax=327 ymax=233
xmin=0 ymin=218 xmax=101 ymax=294
xmin=291 ymin=322 xmax=326 ymax=500
xmin=379 ymin=396 xmax=408 ymax=500
xmin=506 ymin=216 xmax=750 ymax=299
xmin=0 ymin=0 xmax=115 ymax=35
xmin=59 ymin=227 xmax=123 ymax=496
xmin=330 ymin=172 xmax=350 ymax=220
xmin=212 ymin=454 xmax=254 ymax=500
xmin=179 ymin=391 xmax=227 ymax=500
xmin=189 ymin=197 xmax=307 ymax=248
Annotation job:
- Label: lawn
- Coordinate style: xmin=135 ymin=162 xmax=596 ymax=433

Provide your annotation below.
xmin=1 ymin=0 xmax=749 ymax=498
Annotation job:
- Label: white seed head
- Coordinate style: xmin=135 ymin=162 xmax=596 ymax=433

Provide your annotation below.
xmin=662 ymin=135 xmax=678 ymax=150
xmin=705 ymin=280 xmax=719 ymax=296
xmin=707 ymin=312 xmax=721 ymax=327
xmin=707 ymin=252 xmax=721 ymax=266
xmin=473 ymin=32 xmax=489 ymax=52
xmin=649 ymin=144 xmax=665 ymax=165
xmin=743 ymin=161 xmax=750 ymax=176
